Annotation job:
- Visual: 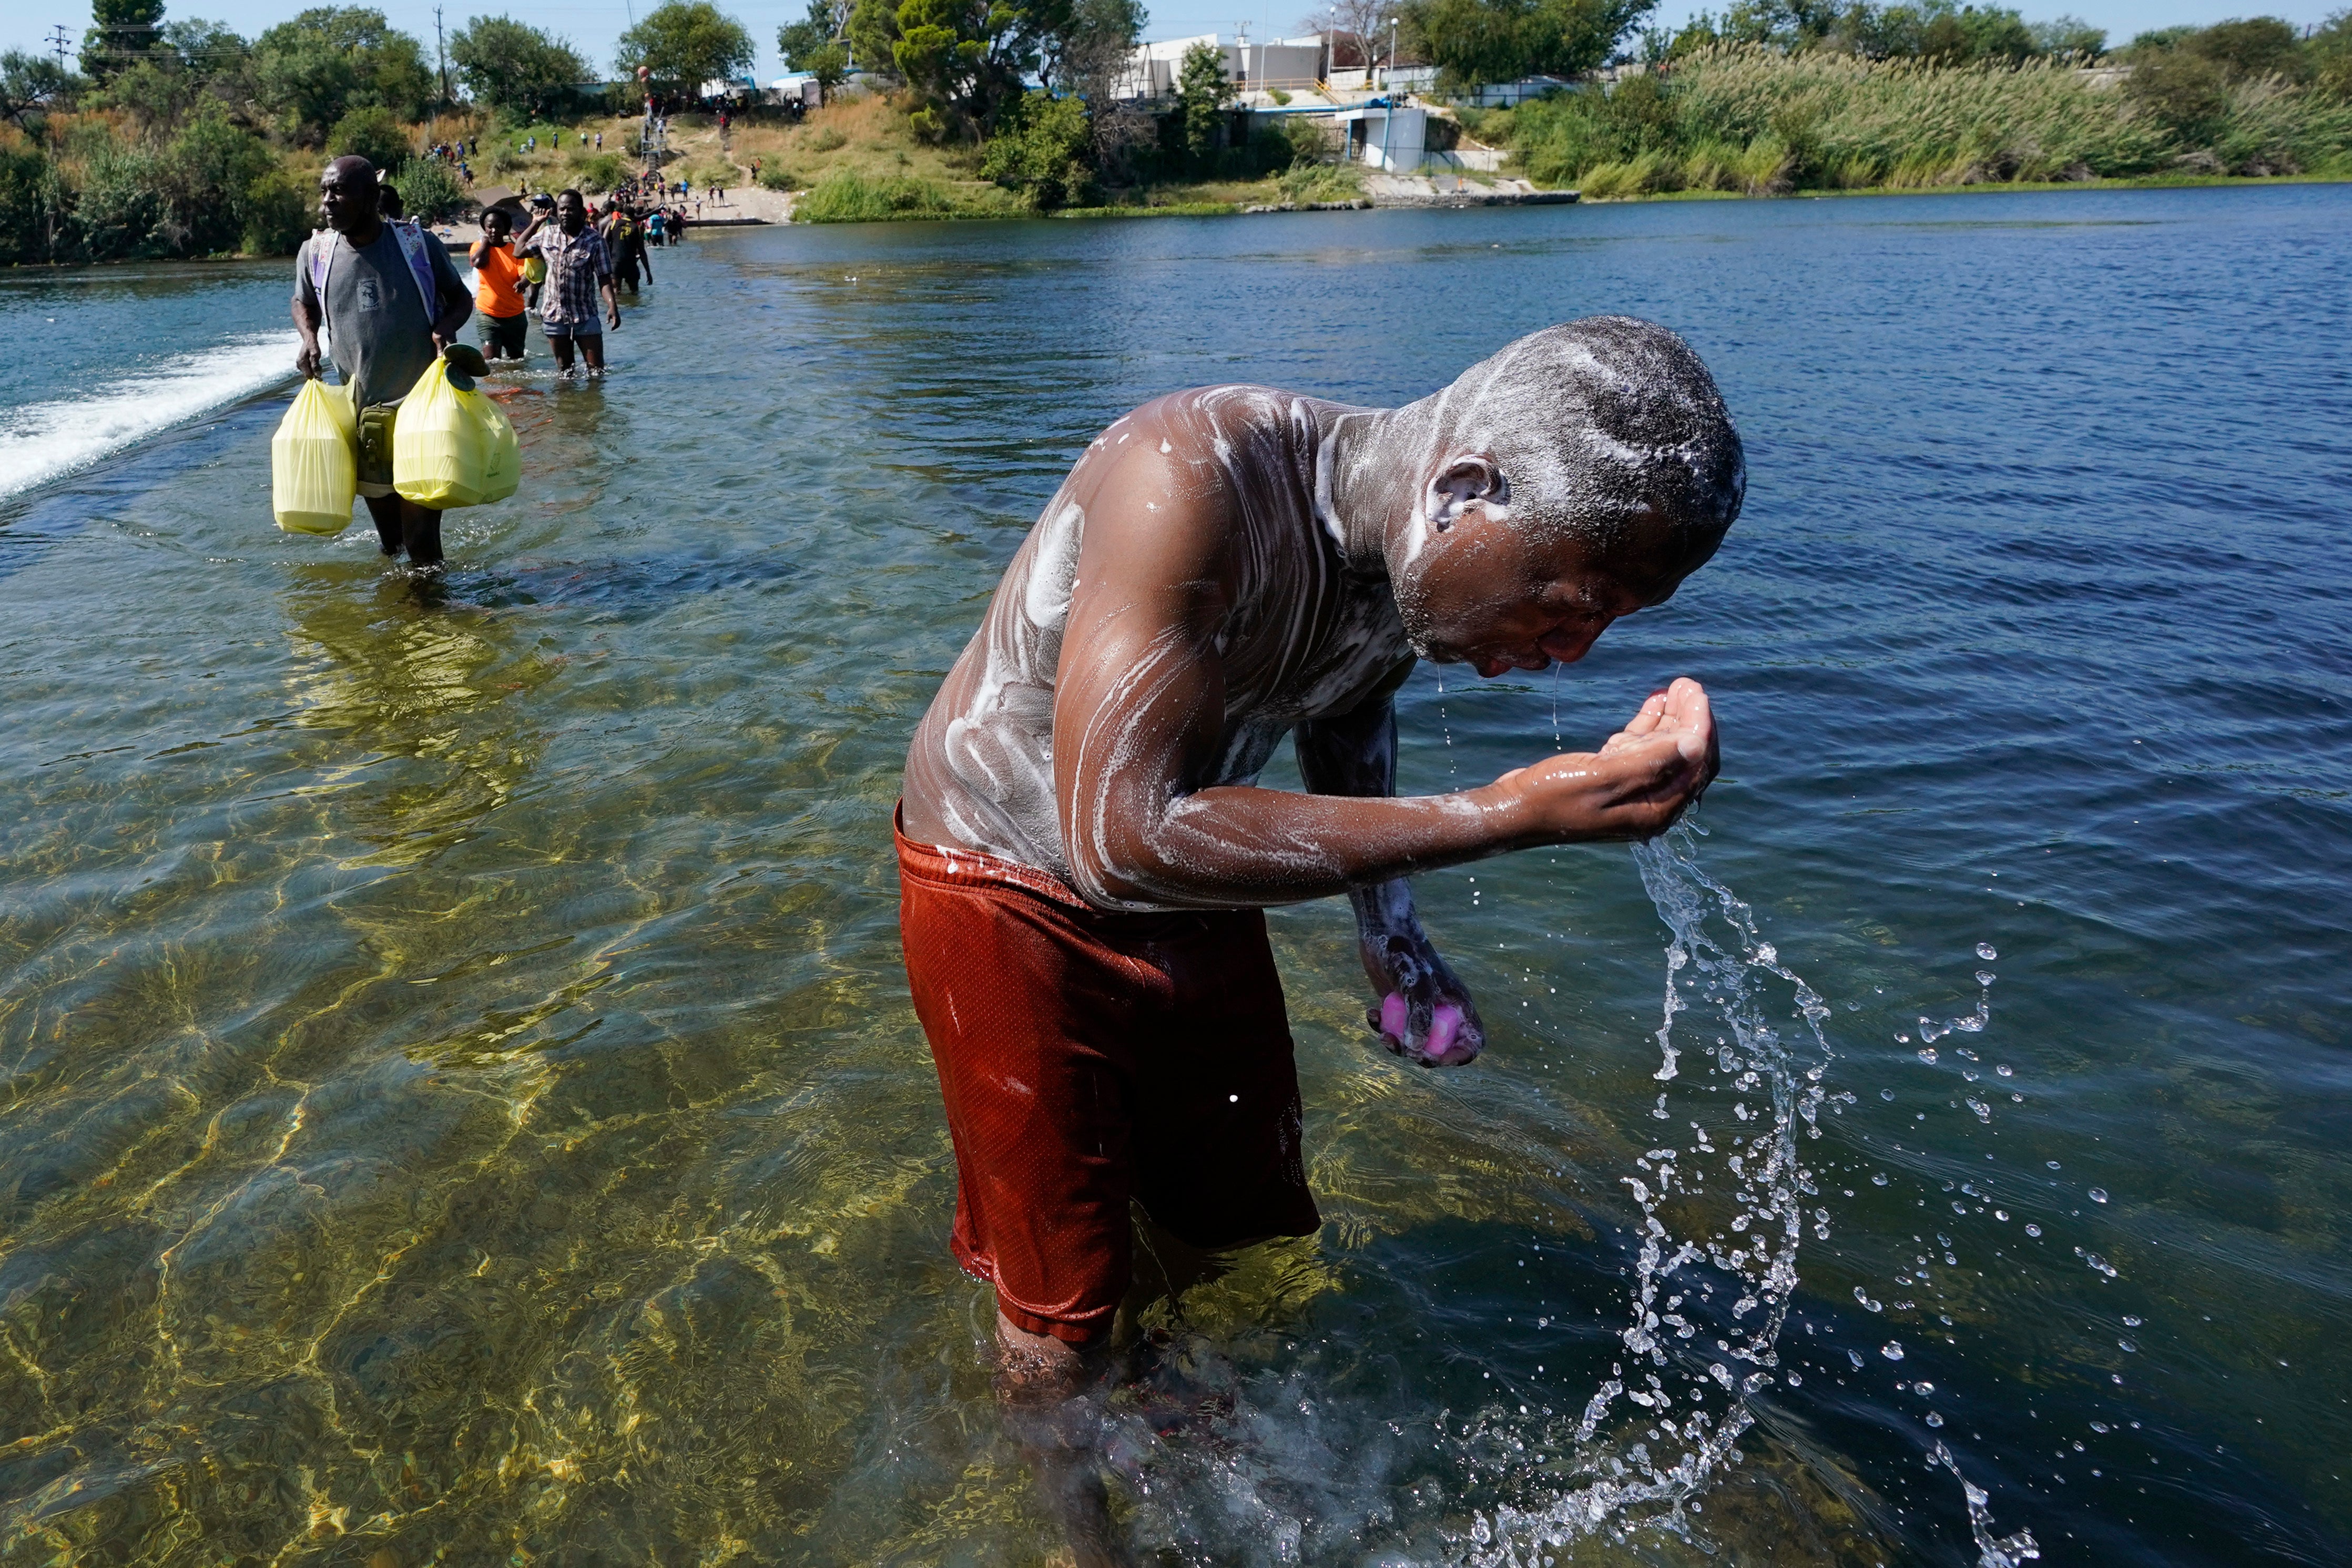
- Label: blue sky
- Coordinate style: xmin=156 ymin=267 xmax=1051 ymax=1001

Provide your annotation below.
xmin=4 ymin=0 xmax=2343 ymax=86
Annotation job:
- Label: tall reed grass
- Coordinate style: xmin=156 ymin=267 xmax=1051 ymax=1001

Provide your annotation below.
xmin=1491 ymin=45 xmax=2352 ymax=196
xmin=791 ymin=169 xmax=985 ymax=222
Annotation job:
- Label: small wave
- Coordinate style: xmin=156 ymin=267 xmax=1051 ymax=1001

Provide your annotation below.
xmin=0 ymin=332 xmax=297 ymax=501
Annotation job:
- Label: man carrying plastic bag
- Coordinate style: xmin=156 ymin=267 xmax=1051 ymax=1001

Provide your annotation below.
xmin=290 ymin=155 xmax=476 ymax=569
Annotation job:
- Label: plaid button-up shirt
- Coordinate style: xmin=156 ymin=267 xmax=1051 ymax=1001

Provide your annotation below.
xmin=518 ymin=223 xmax=612 ymax=332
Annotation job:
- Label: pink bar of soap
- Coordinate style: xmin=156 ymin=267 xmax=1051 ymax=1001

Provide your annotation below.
xmin=1426 ymin=1003 xmax=1464 ymax=1058
xmin=1379 ymin=992 xmax=1409 ymax=1042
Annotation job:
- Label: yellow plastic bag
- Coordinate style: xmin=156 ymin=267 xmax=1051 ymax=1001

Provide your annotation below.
xmin=521 ymin=256 xmax=547 ymax=285
xmin=392 ymin=359 xmax=521 ymax=510
xmin=271 ymin=378 xmax=357 ymax=535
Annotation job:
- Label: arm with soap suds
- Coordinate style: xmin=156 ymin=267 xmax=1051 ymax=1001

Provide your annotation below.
xmin=1298 ymin=686 xmax=1486 ymax=1065
xmin=1051 ymin=435 xmax=1714 ymax=929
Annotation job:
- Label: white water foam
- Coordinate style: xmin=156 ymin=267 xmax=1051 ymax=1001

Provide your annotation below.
xmin=0 ymin=331 xmax=297 ymax=501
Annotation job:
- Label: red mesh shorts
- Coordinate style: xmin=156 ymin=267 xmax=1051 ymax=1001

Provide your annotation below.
xmin=897 ymin=812 xmax=1320 ymax=1343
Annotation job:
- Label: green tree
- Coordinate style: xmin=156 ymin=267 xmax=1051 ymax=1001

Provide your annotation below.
xmin=156 ymin=103 xmax=276 ymax=253
xmin=327 ymin=103 xmax=412 ymax=170
xmin=981 ymin=87 xmax=1096 ymax=205
xmin=615 ymin=2 xmax=756 ymax=92
xmin=778 ymin=0 xmax=852 ymax=64
xmin=1177 ymin=40 xmax=1231 ymax=164
xmin=2028 ymin=14 xmax=2103 ymax=57
xmin=1404 ymin=0 xmax=1655 ymax=89
xmin=892 ymin=0 xmax=1033 ymax=138
xmin=82 ymin=0 xmax=165 ymax=81
xmin=2183 ymin=16 xmax=2306 ymax=79
xmin=848 ymin=0 xmax=902 ymax=73
xmin=253 ymin=8 xmax=432 ymax=143
xmin=450 ymin=16 xmax=589 ymax=119
xmin=0 ymin=51 xmax=81 ymax=130
xmin=2314 ymin=9 xmax=2352 ymax=98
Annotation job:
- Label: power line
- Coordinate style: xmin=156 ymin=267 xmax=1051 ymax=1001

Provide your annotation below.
xmin=48 ymin=24 xmax=71 ymax=64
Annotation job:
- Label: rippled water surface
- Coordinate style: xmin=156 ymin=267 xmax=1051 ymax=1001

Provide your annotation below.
xmin=3 ymin=186 xmax=2348 ymax=1566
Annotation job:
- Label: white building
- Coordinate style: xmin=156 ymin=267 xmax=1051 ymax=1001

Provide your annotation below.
xmin=1116 ymin=33 xmax=1329 ymax=100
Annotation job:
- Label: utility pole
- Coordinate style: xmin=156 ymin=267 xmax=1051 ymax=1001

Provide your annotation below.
xmin=435 ymin=5 xmax=450 ymax=110
xmin=47 ymin=24 xmax=70 ymax=64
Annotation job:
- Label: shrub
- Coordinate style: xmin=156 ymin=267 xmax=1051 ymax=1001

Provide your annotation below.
xmin=1276 ymin=161 xmax=1363 ymax=202
xmin=981 ymin=90 xmax=1096 ymax=209
xmin=0 ymin=145 xmax=55 ymax=263
xmin=792 ymin=168 xmax=961 ymax=220
xmin=572 ymin=150 xmax=632 ymax=190
xmin=808 ymin=124 xmax=848 ymax=151
xmin=326 ymin=104 xmax=410 ymax=172
xmin=241 ymin=167 xmax=315 ymax=252
xmin=393 ymin=157 xmax=467 ymax=219
xmin=756 ymin=160 xmax=799 ymax=189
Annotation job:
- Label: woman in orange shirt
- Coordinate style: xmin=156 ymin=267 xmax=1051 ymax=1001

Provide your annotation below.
xmin=470 ymin=208 xmax=530 ymax=363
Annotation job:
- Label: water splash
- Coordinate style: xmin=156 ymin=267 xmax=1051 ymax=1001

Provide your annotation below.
xmin=1465 ymin=821 xmax=1833 ymax=1560
xmin=1934 ymin=1441 xmax=2041 ymax=1566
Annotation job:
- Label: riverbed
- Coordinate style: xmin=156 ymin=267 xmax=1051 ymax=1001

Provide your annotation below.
xmin=1 ymin=186 xmax=2347 ymax=1565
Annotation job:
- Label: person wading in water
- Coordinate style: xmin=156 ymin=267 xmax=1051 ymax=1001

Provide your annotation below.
xmin=517 ymin=190 xmax=621 ymax=376
xmin=897 ymin=319 xmax=1744 ymax=1564
xmin=291 ymin=155 xmax=477 ymax=568
xmin=470 ymin=207 xmax=530 ymax=364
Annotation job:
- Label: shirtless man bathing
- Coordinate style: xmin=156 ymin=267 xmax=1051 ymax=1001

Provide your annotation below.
xmin=897 ymin=317 xmax=1745 ymax=1555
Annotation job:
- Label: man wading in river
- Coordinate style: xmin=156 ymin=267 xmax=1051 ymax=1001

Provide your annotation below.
xmin=897 ymin=317 xmax=1744 ymax=1561
xmin=291 ymin=156 xmax=476 ymax=568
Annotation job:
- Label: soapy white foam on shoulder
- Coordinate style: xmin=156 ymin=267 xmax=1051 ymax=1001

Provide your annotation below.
xmin=0 ymin=331 xmax=298 ymax=501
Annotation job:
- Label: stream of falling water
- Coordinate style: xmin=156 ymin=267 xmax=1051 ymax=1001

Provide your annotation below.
xmin=1460 ymin=822 xmax=2039 ymax=1567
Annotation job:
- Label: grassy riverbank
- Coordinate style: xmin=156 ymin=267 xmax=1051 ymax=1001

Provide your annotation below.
xmin=1467 ymin=32 xmax=2352 ymax=199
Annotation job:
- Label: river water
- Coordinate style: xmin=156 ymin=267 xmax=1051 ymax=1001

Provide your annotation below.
xmin=2 ymin=186 xmax=2347 ymax=1566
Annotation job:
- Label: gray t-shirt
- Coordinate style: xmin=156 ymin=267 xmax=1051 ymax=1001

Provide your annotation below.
xmin=293 ymin=225 xmax=468 ymax=411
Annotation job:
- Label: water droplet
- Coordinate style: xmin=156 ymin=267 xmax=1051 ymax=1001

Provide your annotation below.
xmin=1915 ymin=1381 xmax=1934 ymax=1394
xmin=2118 ymin=1339 xmax=2137 ymax=1353
xmin=1871 ymin=1172 xmax=1889 ymax=1186
xmin=1881 ymin=1341 xmax=1905 ymax=1360
xmin=1977 ymin=943 xmax=1998 ymax=960
xmin=1917 ymin=1048 xmax=1938 ymax=1064
xmin=1880 ymin=1088 xmax=1895 ymax=1101
xmin=1995 ymin=1065 xmax=2013 ymax=1077
xmin=2025 ymin=1224 xmax=2042 ymax=1237
xmin=2090 ymin=1188 xmax=2109 ymax=1204
xmin=1925 ymin=1411 xmax=1944 ymax=1427
xmin=2122 ymin=1316 xmax=2142 ymax=1328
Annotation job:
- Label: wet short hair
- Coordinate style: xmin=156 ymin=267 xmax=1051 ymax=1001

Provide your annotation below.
xmin=1435 ymin=317 xmax=1745 ymax=556
xmin=323 ymin=154 xmax=376 ymax=189
xmin=558 ymin=188 xmax=585 ymax=206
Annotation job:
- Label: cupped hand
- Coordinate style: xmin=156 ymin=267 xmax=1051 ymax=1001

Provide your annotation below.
xmin=1360 ymin=928 xmax=1484 ymax=1067
xmin=295 ymin=342 xmax=322 ymax=380
xmin=1491 ymin=677 xmax=1717 ymax=844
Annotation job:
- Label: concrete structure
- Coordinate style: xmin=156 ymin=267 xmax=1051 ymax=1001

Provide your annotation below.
xmin=1334 ymin=104 xmax=1426 ymax=172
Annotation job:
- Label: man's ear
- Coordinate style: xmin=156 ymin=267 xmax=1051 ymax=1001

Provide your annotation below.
xmin=1426 ymin=455 xmax=1506 ymax=532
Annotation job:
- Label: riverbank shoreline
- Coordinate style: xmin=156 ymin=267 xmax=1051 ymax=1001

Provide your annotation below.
xmin=7 ymin=164 xmax=2346 ymax=268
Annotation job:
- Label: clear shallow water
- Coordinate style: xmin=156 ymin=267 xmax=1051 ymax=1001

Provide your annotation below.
xmin=2 ymin=187 xmax=2348 ymax=1565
